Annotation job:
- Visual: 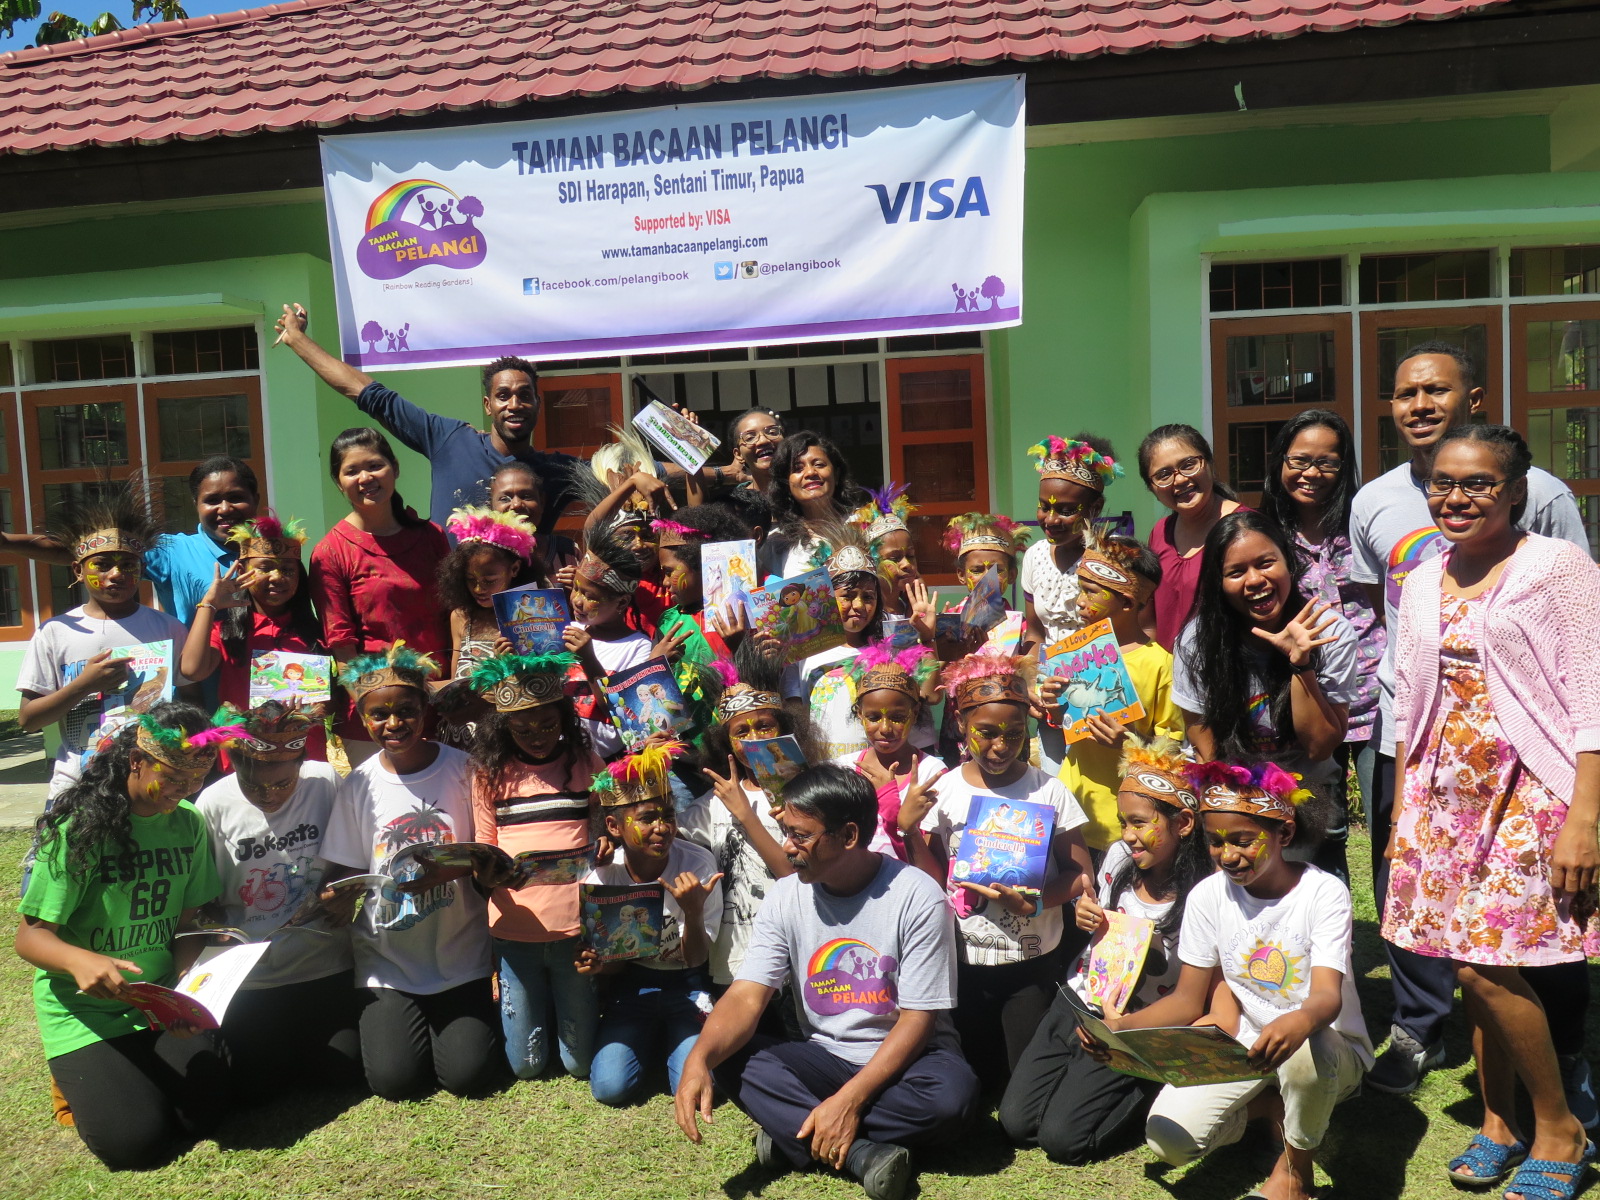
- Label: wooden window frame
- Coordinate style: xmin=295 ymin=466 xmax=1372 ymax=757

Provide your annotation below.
xmin=534 ymin=372 xmax=624 ymax=532
xmin=1510 ymin=300 xmax=1600 ymax=508
xmin=0 ymin=395 xmax=32 ymax=640
xmin=140 ymin=375 xmax=266 ymax=523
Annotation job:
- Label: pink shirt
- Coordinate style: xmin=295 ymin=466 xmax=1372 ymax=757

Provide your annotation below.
xmin=207 ymin=608 xmax=327 ymax=761
xmin=1148 ymin=505 xmax=1253 ymax=651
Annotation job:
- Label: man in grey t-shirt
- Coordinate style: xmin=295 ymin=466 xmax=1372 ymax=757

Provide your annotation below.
xmin=674 ymin=765 xmax=978 ymax=1200
xmin=1349 ymin=342 xmax=1594 ymax=1110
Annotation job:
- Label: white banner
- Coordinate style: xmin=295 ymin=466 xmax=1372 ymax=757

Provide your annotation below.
xmin=319 ymin=76 xmax=1024 ymax=367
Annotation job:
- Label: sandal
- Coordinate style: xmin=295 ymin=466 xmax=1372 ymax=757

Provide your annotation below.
xmin=1501 ymin=1140 xmax=1596 ymax=1200
xmin=1447 ymin=1134 xmax=1528 ymax=1189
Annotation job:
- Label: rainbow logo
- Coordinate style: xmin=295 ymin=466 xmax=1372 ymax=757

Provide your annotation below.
xmin=807 ymin=937 xmax=876 ymax=979
xmin=803 ymin=936 xmax=898 ymax=1016
xmin=1386 ymin=525 xmax=1444 ymax=606
xmin=365 ymin=179 xmax=458 ymax=231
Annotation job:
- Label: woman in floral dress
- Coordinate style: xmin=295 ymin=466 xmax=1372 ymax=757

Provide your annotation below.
xmin=1386 ymin=424 xmax=1600 ymax=1199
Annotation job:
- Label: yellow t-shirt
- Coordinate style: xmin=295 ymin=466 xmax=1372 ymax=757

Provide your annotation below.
xmin=1058 ymin=639 xmax=1183 ymax=850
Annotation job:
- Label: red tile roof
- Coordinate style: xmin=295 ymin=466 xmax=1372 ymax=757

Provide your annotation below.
xmin=0 ymin=0 xmax=1506 ymax=156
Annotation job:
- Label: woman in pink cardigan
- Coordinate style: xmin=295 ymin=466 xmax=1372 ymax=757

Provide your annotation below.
xmin=1386 ymin=424 xmax=1600 ymax=1199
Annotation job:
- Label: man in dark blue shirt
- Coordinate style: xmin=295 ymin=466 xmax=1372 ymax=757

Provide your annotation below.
xmin=275 ymin=302 xmax=581 ymax=534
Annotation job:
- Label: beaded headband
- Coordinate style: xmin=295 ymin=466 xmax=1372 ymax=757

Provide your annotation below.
xmin=944 ymin=649 xmax=1034 ymax=712
xmin=226 ymin=513 xmax=307 ymax=562
xmin=715 ymin=682 xmax=784 ymax=725
xmin=942 ymin=513 xmax=1029 ymax=564
xmin=445 ymin=506 xmax=537 ymax=561
xmin=337 ymin=642 xmax=440 ymax=703
xmin=215 ymin=701 xmax=317 ymax=762
xmin=73 ymin=528 xmax=146 ymax=563
xmin=1027 ymin=436 xmax=1124 ymax=493
xmin=469 ymin=652 xmax=576 ymax=713
xmin=591 ymin=740 xmax=685 ymax=807
xmin=1119 ymin=738 xmax=1198 ymax=812
xmin=1188 ymin=760 xmax=1311 ymax=823
xmin=576 ymin=550 xmax=630 ymax=597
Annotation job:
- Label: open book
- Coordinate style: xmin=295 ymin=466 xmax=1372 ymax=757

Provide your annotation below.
xmin=1061 ymin=985 xmax=1270 ymax=1087
xmin=389 ymin=841 xmax=590 ymax=889
xmin=124 ymin=940 xmax=272 ymax=1032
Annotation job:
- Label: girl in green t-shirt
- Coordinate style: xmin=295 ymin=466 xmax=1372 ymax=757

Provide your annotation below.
xmin=16 ymin=701 xmax=229 ymax=1170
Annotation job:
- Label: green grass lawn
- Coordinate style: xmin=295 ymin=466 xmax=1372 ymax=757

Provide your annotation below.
xmin=0 ymin=828 xmax=1587 ymax=1200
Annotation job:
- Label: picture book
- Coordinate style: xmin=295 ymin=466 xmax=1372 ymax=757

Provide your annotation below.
xmin=124 ymin=940 xmax=272 ymax=1032
xmin=62 ymin=639 xmax=175 ymax=762
xmin=739 ymin=734 xmax=808 ymax=799
xmin=581 ymin=882 xmax=665 ymax=962
xmin=747 ymin=566 xmax=846 ymax=663
xmin=933 ymin=576 xmax=1013 ymax=649
xmin=631 ymin=398 xmax=721 ymax=474
xmin=1082 ymin=910 xmax=1156 ymax=1018
xmin=249 ymin=649 xmax=333 ymax=705
xmin=493 ymin=586 xmax=571 ymax=656
xmin=1060 ymin=986 xmax=1269 ymax=1087
xmin=388 ymin=841 xmax=591 ymax=889
xmin=882 ymin=615 xmax=922 ymax=653
xmin=702 ymin=539 xmax=757 ymax=621
xmin=963 ymin=565 xmax=1007 ymax=635
xmin=603 ymin=657 xmax=689 ymax=748
xmin=1040 ymin=618 xmax=1145 ymax=745
xmin=950 ymin=794 xmax=1054 ymax=894
xmin=281 ymin=874 xmax=392 ymax=929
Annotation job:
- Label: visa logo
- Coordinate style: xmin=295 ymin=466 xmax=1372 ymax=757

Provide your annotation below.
xmin=865 ymin=177 xmax=990 ymax=224
xmin=714 ymin=261 xmax=734 ymax=280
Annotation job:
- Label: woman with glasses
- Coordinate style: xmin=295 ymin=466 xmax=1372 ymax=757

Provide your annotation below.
xmin=1137 ymin=425 xmax=1247 ymax=651
xmin=1258 ymin=411 xmax=1375 ymax=884
xmin=726 ymin=408 xmax=786 ymax=496
xmin=1385 ymin=424 xmax=1600 ymax=1197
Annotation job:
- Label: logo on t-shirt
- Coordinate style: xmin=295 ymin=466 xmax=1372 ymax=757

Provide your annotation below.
xmin=804 ymin=937 xmax=898 ymax=1016
xmin=1240 ymin=936 xmax=1304 ymax=998
xmin=1386 ymin=526 xmax=1445 ymax=610
xmin=374 ymin=806 xmax=457 ymax=933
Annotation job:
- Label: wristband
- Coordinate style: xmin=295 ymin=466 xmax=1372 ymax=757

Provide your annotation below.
xmin=196 ymin=602 xmax=216 ymax=613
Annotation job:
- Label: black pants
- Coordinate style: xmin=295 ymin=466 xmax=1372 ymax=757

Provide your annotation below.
xmin=954 ymin=948 xmax=1063 ymax=1087
xmin=1000 ymin=987 xmax=1158 ymax=1163
xmin=49 ymin=1028 xmax=230 ymax=1170
xmin=221 ymin=970 xmax=362 ymax=1084
xmin=357 ymin=977 xmax=505 ymax=1101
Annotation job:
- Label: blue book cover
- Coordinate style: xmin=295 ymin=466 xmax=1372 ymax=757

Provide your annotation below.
xmin=951 ymin=794 xmax=1054 ymax=893
xmin=738 ymin=734 xmax=808 ymax=799
xmin=602 ymin=657 xmax=689 ymax=749
xmin=492 ymin=586 xmax=570 ymax=656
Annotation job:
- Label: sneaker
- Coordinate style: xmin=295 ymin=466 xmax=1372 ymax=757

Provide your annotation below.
xmin=1367 ymin=1024 xmax=1445 ymax=1095
xmin=753 ymin=1129 xmax=786 ymax=1172
xmin=846 ymin=1140 xmax=912 ymax=1200
xmin=1560 ymin=1054 xmax=1600 ymax=1130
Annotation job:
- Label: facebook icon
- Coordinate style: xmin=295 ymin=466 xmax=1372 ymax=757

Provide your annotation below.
xmin=523 ymin=277 xmax=541 ymax=295
xmin=713 ymin=261 xmax=734 ymax=281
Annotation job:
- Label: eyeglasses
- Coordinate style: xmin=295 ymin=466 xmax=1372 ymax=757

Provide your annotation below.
xmin=780 ymin=824 xmax=828 ymax=848
xmin=1148 ymin=455 xmax=1207 ymax=487
xmin=1283 ymin=455 xmax=1343 ymax=475
xmin=737 ymin=425 xmax=784 ymax=446
xmin=1425 ymin=476 xmax=1509 ymax=498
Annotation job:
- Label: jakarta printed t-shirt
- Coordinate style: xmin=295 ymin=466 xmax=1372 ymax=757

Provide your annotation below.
xmin=585 ymin=838 xmax=723 ymax=973
xmin=20 ymin=801 xmax=220 ymax=1058
xmin=321 ymin=743 xmax=492 ymax=994
xmin=736 ymin=856 xmax=961 ymax=1066
xmin=196 ymin=763 xmax=352 ymax=989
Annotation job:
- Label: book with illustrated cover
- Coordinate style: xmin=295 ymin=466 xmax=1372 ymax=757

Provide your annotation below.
xmin=1061 ymin=986 xmax=1270 ymax=1087
xmin=702 ymin=539 xmax=757 ymax=621
xmin=631 ymin=398 xmax=721 ymax=474
xmin=493 ymin=586 xmax=571 ymax=656
xmin=62 ymin=639 xmax=175 ymax=763
xmin=1040 ymin=618 xmax=1145 ymax=745
xmin=602 ymin=657 xmax=689 ymax=749
xmin=123 ymin=940 xmax=272 ymax=1032
xmin=580 ymin=882 xmax=664 ymax=962
xmin=1082 ymin=910 xmax=1156 ymax=1018
xmin=950 ymin=794 xmax=1054 ymax=894
xmin=249 ymin=650 xmax=333 ymax=705
xmin=388 ymin=841 xmax=591 ymax=889
xmin=739 ymin=734 xmax=808 ymax=800
xmin=747 ymin=566 xmax=846 ymax=663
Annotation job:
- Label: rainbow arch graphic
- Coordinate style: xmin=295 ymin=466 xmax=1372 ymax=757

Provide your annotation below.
xmin=808 ymin=937 xmax=876 ymax=978
xmin=365 ymin=179 xmax=458 ymax=231
xmin=1388 ymin=525 xmax=1443 ymax=572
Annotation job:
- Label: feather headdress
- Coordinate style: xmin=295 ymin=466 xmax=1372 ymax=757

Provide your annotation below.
xmin=1079 ymin=522 xmax=1155 ymax=603
xmin=942 ymin=512 xmax=1030 ymax=564
xmin=337 ymin=642 xmax=441 ymax=702
xmin=847 ymin=639 xmax=939 ymax=705
xmin=1028 ymin=436 xmax=1124 ymax=492
xmin=446 ymin=505 xmax=537 ymax=561
xmin=851 ymin=482 xmax=916 ymax=544
xmin=591 ymin=739 xmax=686 ymax=807
xmin=134 ymin=712 xmax=249 ymax=773
xmin=819 ymin=517 xmax=877 ymax=586
xmin=58 ymin=473 xmax=162 ymax=565
xmin=227 ymin=511 xmax=308 ymax=561
xmin=943 ymin=649 xmax=1035 ymax=712
xmin=214 ymin=700 xmax=319 ymax=761
xmin=1186 ymin=759 xmax=1312 ymax=822
xmin=1118 ymin=734 xmax=1198 ymax=812
xmin=469 ymin=651 xmax=577 ymax=713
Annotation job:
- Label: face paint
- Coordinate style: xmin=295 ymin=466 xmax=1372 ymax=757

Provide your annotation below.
xmin=1138 ymin=824 xmax=1161 ymax=851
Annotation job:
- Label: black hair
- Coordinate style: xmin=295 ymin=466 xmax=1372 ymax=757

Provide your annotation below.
xmin=57 ymin=473 xmax=163 ymax=557
xmin=726 ymin=406 xmax=785 ymax=444
xmin=1186 ymin=511 xmax=1311 ymax=762
xmin=188 ymin=456 xmax=259 ymax=502
xmin=34 ymin=701 xmax=211 ymax=880
xmin=1434 ymin=423 xmax=1534 ymax=524
xmin=765 ymin=431 xmax=870 ymax=542
xmin=436 ymin=539 xmax=545 ymax=614
xmin=1106 ymin=797 xmax=1212 ymax=940
xmin=702 ymin=642 xmax=821 ymax=782
xmin=659 ymin=503 xmax=754 ymax=573
xmin=580 ymin=522 xmax=645 ymax=596
xmin=471 ymin=700 xmax=590 ymax=779
xmin=1258 ymin=409 xmax=1361 ymax=540
xmin=781 ymin=762 xmax=877 ymax=839
xmin=489 ymin=460 xmax=543 ymax=495
xmin=216 ymin=562 xmax=325 ymax=658
xmin=711 ymin=488 xmax=773 ymax=545
xmin=481 ymin=356 xmax=539 ymax=394
xmin=328 ymin=427 xmax=426 ymax=527
xmin=1398 ymin=339 xmax=1478 ymax=391
xmin=1136 ymin=423 xmax=1238 ymax=503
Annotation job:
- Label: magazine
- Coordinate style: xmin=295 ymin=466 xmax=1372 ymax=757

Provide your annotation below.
xmin=248 ymin=649 xmax=333 ymax=705
xmin=631 ymin=398 xmax=721 ymax=474
xmin=739 ymin=734 xmax=808 ymax=799
xmin=581 ymin=882 xmax=665 ymax=962
xmin=1060 ymin=986 xmax=1270 ymax=1087
xmin=1081 ymin=910 xmax=1156 ymax=1018
xmin=702 ymin=539 xmax=757 ymax=621
xmin=123 ymin=940 xmax=272 ymax=1032
xmin=388 ymin=841 xmax=590 ymax=889
xmin=1040 ymin=619 xmax=1145 ymax=745
xmin=747 ymin=566 xmax=846 ymax=663
xmin=950 ymin=794 xmax=1054 ymax=894
xmin=493 ymin=586 xmax=571 ymax=656
xmin=602 ymin=657 xmax=689 ymax=748
xmin=281 ymin=874 xmax=393 ymax=929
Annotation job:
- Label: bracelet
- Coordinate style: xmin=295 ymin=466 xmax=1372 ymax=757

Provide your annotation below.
xmin=711 ymin=466 xmax=724 ymax=487
xmin=196 ymin=602 xmax=216 ymax=613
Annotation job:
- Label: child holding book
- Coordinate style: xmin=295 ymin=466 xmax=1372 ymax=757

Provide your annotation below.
xmin=16 ymin=703 xmax=235 ymax=1169
xmin=574 ymin=434 xmax=672 ymax=633
xmin=1042 ymin=530 xmax=1182 ymax=854
xmin=1000 ymin=739 xmax=1211 ymax=1164
xmin=562 ymin=524 xmax=652 ymax=760
xmin=319 ymin=645 xmax=502 ymax=1101
xmin=1108 ymin=761 xmax=1370 ymax=1200
xmin=468 ymin=652 xmax=605 ymax=1080
xmin=917 ymin=651 xmax=1092 ymax=1085
xmin=18 ymin=484 xmax=194 ymax=803
xmin=581 ymin=741 xmax=724 ymax=1106
xmin=180 ymin=513 xmax=328 ymax=761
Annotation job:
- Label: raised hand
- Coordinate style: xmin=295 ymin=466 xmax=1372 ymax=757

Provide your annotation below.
xmin=1075 ymin=890 xmax=1108 ymax=934
xmin=708 ymin=600 xmax=749 ymax=645
xmin=907 ymin=579 xmax=937 ymax=642
xmin=274 ymin=302 xmax=308 ymax=346
xmin=649 ymin=625 xmax=691 ymax=663
xmin=202 ymin=560 xmax=253 ymax=611
xmin=701 ymin=756 xmax=755 ymax=818
xmin=664 ymin=870 xmax=725 ymax=914
xmin=896 ymin=764 xmax=949 ymax=836
xmin=1252 ymin=599 xmax=1338 ymax=669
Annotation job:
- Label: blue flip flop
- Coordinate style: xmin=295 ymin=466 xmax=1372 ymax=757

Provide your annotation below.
xmin=1447 ymin=1134 xmax=1528 ymax=1189
xmin=1500 ymin=1140 xmax=1596 ymax=1200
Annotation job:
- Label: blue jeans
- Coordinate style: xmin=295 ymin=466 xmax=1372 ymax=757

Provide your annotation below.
xmin=495 ymin=937 xmax=598 ymax=1080
xmin=589 ymin=966 xmax=709 ymax=1107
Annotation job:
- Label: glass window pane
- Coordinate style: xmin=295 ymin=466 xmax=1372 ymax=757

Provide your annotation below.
xmin=1210 ymin=259 xmax=1343 ymax=312
xmin=156 ymin=392 xmax=250 ymax=462
xmin=1223 ymin=332 xmax=1336 ymax=407
xmin=1527 ymin=405 xmax=1600 ymax=481
xmin=1227 ymin=420 xmax=1290 ymax=493
xmin=37 ymin=402 xmax=128 ymax=470
xmin=1525 ymin=321 xmax=1600 ymax=393
xmin=907 ymin=513 xmax=955 ymax=578
xmin=0 ymin=488 xmax=12 ymax=534
xmin=1511 ymin=247 xmax=1600 ymax=297
xmin=0 ymin=345 xmax=12 ymax=388
xmin=160 ymin=476 xmax=192 ymax=535
xmin=902 ymin=443 xmax=975 ymax=503
xmin=886 ymin=332 xmax=982 ymax=351
xmin=1373 ymin=323 xmax=1490 ymax=474
xmin=150 ymin=328 xmax=259 ymax=376
xmin=897 ymin=369 xmax=973 ymax=432
xmin=542 ymin=385 xmax=612 ymax=447
xmin=1358 ymin=251 xmax=1493 ymax=304
xmin=31 ymin=335 xmax=135 ymax=383
xmin=0 ymin=563 xmax=20 ymax=626
xmin=49 ymin=563 xmax=83 ymax=615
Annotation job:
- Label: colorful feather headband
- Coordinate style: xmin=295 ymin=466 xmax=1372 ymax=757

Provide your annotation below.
xmin=469 ymin=651 xmax=576 ymax=713
xmin=227 ymin=512 xmax=308 ymax=561
xmin=1028 ymin=436 xmax=1124 ymax=492
xmin=1186 ymin=759 xmax=1312 ymax=823
xmin=847 ymin=639 xmax=938 ymax=704
xmin=591 ymin=739 xmax=686 ymax=807
xmin=214 ymin=700 xmax=318 ymax=762
xmin=942 ymin=512 xmax=1030 ymax=563
xmin=338 ymin=642 xmax=441 ymax=702
xmin=652 ymin=518 xmax=704 ymax=549
xmin=943 ymin=649 xmax=1034 ymax=712
xmin=135 ymin=713 xmax=248 ymax=772
xmin=446 ymin=505 xmax=537 ymax=561
xmin=1119 ymin=735 xmax=1198 ymax=812
xmin=851 ymin=482 xmax=916 ymax=544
